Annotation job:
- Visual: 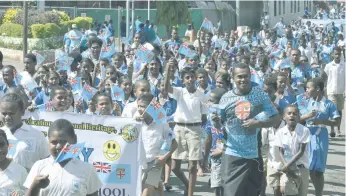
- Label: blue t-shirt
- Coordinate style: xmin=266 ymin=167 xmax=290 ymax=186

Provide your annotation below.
xmin=219 ymin=86 xmax=278 ymax=159
xmin=204 ymin=120 xmax=224 ymax=163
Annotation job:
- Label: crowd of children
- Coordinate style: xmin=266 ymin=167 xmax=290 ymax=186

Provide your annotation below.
xmin=0 ymin=14 xmax=344 ymax=196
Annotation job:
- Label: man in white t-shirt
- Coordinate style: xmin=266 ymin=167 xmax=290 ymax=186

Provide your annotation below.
xmin=325 ymin=48 xmax=345 ymax=136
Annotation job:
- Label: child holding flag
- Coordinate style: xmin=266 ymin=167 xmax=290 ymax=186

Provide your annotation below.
xmin=24 ymin=119 xmax=102 ymax=196
xmin=135 ymin=93 xmax=177 ymax=196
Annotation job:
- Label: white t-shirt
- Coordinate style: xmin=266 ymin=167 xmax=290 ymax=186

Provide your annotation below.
xmin=325 ymin=61 xmax=345 ymax=95
xmin=3 ymin=124 xmax=50 ymax=170
xmin=0 ymin=161 xmax=28 ymax=195
xmin=298 ymin=46 xmax=313 ymax=63
xmin=274 ymin=123 xmax=310 ymax=168
xmin=140 ymin=120 xmax=175 ymax=163
xmin=121 ymin=101 xmax=137 ymax=118
xmin=170 ymin=87 xmax=208 ymax=123
xmin=24 ymin=157 xmax=102 ymax=196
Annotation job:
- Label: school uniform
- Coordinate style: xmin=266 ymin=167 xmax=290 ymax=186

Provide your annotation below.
xmin=0 ymin=161 xmax=28 ymax=195
xmin=274 ymin=123 xmax=310 ymax=196
xmin=169 ymin=87 xmax=208 ymax=161
xmin=140 ymin=120 xmax=175 ymax=188
xmin=2 ymin=123 xmax=50 ymax=170
xmin=325 ymin=60 xmax=345 ymax=111
xmin=121 ymin=101 xmax=138 ymax=118
xmin=24 ymin=156 xmax=102 ymax=196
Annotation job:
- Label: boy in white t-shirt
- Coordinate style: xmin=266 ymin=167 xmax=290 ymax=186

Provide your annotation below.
xmin=135 ymin=93 xmax=177 ymax=196
xmin=274 ymin=105 xmax=310 ymax=196
xmin=24 ymin=119 xmax=102 ymax=196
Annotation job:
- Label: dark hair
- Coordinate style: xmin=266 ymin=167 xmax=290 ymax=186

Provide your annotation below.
xmin=88 ymin=37 xmax=103 ymax=48
xmin=181 ymin=67 xmax=196 ymax=79
xmin=36 ymin=65 xmax=49 ymax=72
xmin=232 ymin=63 xmax=250 ymax=75
xmin=0 ymin=129 xmax=8 ymax=145
xmin=68 ymin=52 xmax=82 ymax=65
xmin=48 ymin=71 xmax=61 ymax=85
xmin=195 ymin=68 xmax=208 ymax=77
xmin=105 ymin=66 xmax=118 ymax=83
xmin=100 ymin=58 xmax=110 ymax=64
xmin=24 ymin=53 xmax=37 ymax=63
xmin=134 ymin=79 xmax=150 ymax=90
xmin=2 ymin=65 xmax=16 ymax=72
xmin=48 ymin=119 xmax=75 ymax=138
xmin=308 ymin=77 xmax=324 ymax=92
xmin=257 ymin=55 xmax=269 ymax=65
xmin=93 ymin=92 xmax=113 ymax=105
xmin=79 ymin=71 xmax=92 ymax=85
xmin=50 ymin=86 xmax=68 ymax=100
xmin=0 ymin=93 xmax=25 ymax=112
xmin=264 ymin=75 xmax=278 ymax=91
xmin=210 ymin=88 xmax=228 ymax=103
xmin=0 ymin=51 xmax=3 ymax=62
xmin=80 ymin=58 xmax=95 ymax=72
xmin=284 ymin=104 xmax=299 ymax=114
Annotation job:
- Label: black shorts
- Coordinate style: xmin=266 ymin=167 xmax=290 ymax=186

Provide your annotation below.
xmin=222 ymin=154 xmax=263 ymax=196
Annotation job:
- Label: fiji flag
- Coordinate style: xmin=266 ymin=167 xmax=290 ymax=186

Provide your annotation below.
xmin=111 ymin=85 xmax=125 ymax=101
xmin=135 ymin=46 xmax=155 ymax=63
xmin=145 ymin=100 xmax=167 ymax=124
xmin=69 ymin=77 xmax=82 ymax=92
xmin=32 ymin=50 xmax=45 ymax=65
xmin=57 ymin=55 xmax=74 ymax=71
xmin=100 ymin=43 xmax=117 ymax=59
xmin=55 ymin=49 xmax=65 ymax=60
xmin=249 ymin=66 xmax=263 ymax=88
xmin=81 ymin=84 xmax=98 ymax=101
xmin=21 ymin=78 xmax=38 ymax=92
xmin=7 ymin=139 xmax=19 ymax=157
xmin=201 ymin=18 xmax=214 ymax=33
xmin=13 ymin=71 xmax=23 ymax=86
xmin=95 ymin=164 xmax=131 ymax=184
xmin=36 ymin=102 xmax=54 ymax=112
xmin=296 ymin=93 xmax=309 ymax=115
xmin=56 ymin=143 xmax=85 ymax=163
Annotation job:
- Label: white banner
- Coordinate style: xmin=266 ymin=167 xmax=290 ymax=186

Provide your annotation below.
xmin=301 ymin=19 xmax=345 ymax=27
xmin=24 ymin=111 xmax=141 ymax=196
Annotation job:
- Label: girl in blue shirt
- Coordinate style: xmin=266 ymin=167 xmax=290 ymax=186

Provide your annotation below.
xmin=34 ymin=71 xmax=61 ymax=106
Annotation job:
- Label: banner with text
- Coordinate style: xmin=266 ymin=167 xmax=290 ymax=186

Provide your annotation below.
xmin=24 ymin=111 xmax=141 ymax=196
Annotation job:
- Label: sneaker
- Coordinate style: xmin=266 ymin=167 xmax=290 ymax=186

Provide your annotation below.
xmin=330 ymin=131 xmax=336 ymax=138
xmin=164 ymin=183 xmax=172 ymax=192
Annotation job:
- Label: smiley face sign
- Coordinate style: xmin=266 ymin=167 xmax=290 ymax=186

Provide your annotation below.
xmin=103 ymin=140 xmax=121 ymax=161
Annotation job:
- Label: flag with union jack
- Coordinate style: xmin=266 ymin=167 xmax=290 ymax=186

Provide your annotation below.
xmin=7 ymin=139 xmax=19 ymax=157
xmin=13 ymin=71 xmax=23 ymax=86
xmin=69 ymin=77 xmax=82 ymax=92
xmin=201 ymin=18 xmax=214 ymax=33
xmin=36 ymin=102 xmax=54 ymax=112
xmin=93 ymin=162 xmax=111 ymax=173
xmin=100 ymin=42 xmax=117 ymax=59
xmin=57 ymin=54 xmax=74 ymax=71
xmin=135 ymin=45 xmax=154 ymax=63
xmin=178 ymin=43 xmax=197 ymax=58
xmin=81 ymin=84 xmax=97 ymax=101
xmin=249 ymin=66 xmax=263 ymax=88
xmin=145 ymin=100 xmax=167 ymax=124
xmin=32 ymin=50 xmax=45 ymax=65
xmin=111 ymin=85 xmax=125 ymax=101
xmin=55 ymin=143 xmax=85 ymax=163
xmin=21 ymin=78 xmax=38 ymax=92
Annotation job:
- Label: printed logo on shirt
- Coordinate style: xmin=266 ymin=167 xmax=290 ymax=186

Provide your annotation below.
xmin=121 ymin=125 xmax=138 ymax=143
xmin=235 ymin=101 xmax=251 ymax=120
xmin=23 ymin=138 xmax=36 ymax=152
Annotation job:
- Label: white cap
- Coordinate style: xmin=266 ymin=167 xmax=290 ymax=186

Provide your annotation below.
xmin=72 ymin=24 xmax=77 ymax=29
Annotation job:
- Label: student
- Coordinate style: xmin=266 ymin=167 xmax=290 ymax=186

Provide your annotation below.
xmin=22 ymin=53 xmax=37 ymax=81
xmin=274 ymin=105 xmax=310 ymax=196
xmin=214 ymin=70 xmax=231 ymax=91
xmin=118 ymin=76 xmax=135 ymax=111
xmin=94 ymin=92 xmax=121 ymax=116
xmin=164 ymin=59 xmax=208 ymax=196
xmin=0 ymin=129 xmax=28 ymax=195
xmin=34 ymin=71 xmax=61 ymax=106
xmin=324 ymin=48 xmax=345 ymax=137
xmin=204 ymin=88 xmax=228 ymax=196
xmin=0 ymin=65 xmax=17 ymax=97
xmin=0 ymin=93 xmax=49 ymax=171
xmin=196 ymin=68 xmax=211 ymax=94
xmin=275 ymin=72 xmax=296 ymax=112
xmin=121 ymin=79 xmax=151 ymax=118
xmin=299 ymin=78 xmax=340 ymax=196
xmin=34 ymin=66 xmax=49 ymax=87
xmin=135 ymin=93 xmax=177 ymax=196
xmin=24 ymin=119 xmax=102 ymax=196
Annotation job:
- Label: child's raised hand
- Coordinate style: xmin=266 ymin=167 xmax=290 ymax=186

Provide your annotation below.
xmin=113 ymin=103 xmax=122 ymax=116
xmin=31 ymin=174 xmax=50 ymax=189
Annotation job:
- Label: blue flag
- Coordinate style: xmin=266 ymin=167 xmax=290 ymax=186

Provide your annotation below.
xmin=69 ymin=77 xmax=82 ymax=92
xmin=249 ymin=66 xmax=263 ymax=88
xmin=100 ymin=42 xmax=117 ymax=59
xmin=13 ymin=71 xmax=23 ymax=86
xmin=94 ymin=163 xmax=131 ymax=184
xmin=21 ymin=78 xmax=38 ymax=92
xmin=7 ymin=139 xmax=19 ymax=157
xmin=135 ymin=45 xmax=155 ymax=63
xmin=145 ymin=100 xmax=167 ymax=124
xmin=32 ymin=50 xmax=45 ymax=65
xmin=99 ymin=28 xmax=112 ymax=41
xmin=111 ymin=85 xmax=125 ymax=101
xmin=178 ymin=43 xmax=197 ymax=58
xmin=56 ymin=143 xmax=85 ymax=163
xmin=57 ymin=54 xmax=73 ymax=71
xmin=81 ymin=84 xmax=98 ymax=101
xmin=36 ymin=102 xmax=54 ymax=112
xmin=201 ymin=18 xmax=214 ymax=33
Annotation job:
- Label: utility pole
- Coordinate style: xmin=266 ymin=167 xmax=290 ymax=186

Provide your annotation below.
xmin=23 ymin=0 xmax=28 ymax=57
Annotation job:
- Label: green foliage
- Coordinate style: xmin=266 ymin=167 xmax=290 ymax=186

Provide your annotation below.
xmin=71 ymin=17 xmax=93 ymax=29
xmin=52 ymin=9 xmax=70 ymax=22
xmin=31 ymin=23 xmax=62 ymax=38
xmin=0 ymin=23 xmax=23 ymax=37
xmin=0 ymin=39 xmax=22 ymax=50
xmin=14 ymin=9 xmax=60 ymax=26
xmin=156 ymin=1 xmax=191 ymax=26
xmin=2 ymin=8 xmax=21 ymax=24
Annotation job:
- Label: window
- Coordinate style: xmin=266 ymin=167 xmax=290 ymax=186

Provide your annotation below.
xmin=279 ymin=0 xmax=281 ymax=15
xmin=298 ymin=0 xmax=300 ymax=12
xmin=274 ymin=0 xmax=277 ymax=16
xmin=291 ymin=1 xmax=293 ymax=13
xmin=294 ymin=0 xmax=297 ymax=13
xmin=283 ymin=1 xmax=286 ymax=14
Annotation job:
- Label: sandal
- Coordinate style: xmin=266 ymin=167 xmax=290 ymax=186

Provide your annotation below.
xmin=330 ymin=131 xmax=336 ymax=138
xmin=164 ymin=183 xmax=172 ymax=191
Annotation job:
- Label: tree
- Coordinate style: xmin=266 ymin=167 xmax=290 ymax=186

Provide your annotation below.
xmin=156 ymin=1 xmax=191 ymax=38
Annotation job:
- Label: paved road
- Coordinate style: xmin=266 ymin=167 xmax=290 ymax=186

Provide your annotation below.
xmin=4 ymin=59 xmax=346 ymax=196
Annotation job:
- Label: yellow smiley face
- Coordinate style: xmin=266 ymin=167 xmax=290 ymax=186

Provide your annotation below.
xmin=103 ymin=140 xmax=121 ymax=161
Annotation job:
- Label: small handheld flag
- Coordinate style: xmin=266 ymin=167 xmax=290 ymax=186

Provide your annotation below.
xmin=135 ymin=45 xmax=155 ymax=63
xmin=69 ymin=77 xmax=82 ymax=92
xmin=111 ymin=85 xmax=125 ymax=102
xmin=100 ymin=42 xmax=117 ymax=59
xmin=57 ymin=54 xmax=74 ymax=71
xmin=21 ymin=78 xmax=38 ymax=92
xmin=145 ymin=100 xmax=167 ymax=124
xmin=55 ymin=143 xmax=85 ymax=163
xmin=36 ymin=102 xmax=54 ymax=112
xmin=178 ymin=43 xmax=197 ymax=58
xmin=201 ymin=18 xmax=214 ymax=33
xmin=81 ymin=84 xmax=98 ymax=101
xmin=32 ymin=50 xmax=45 ymax=65
xmin=13 ymin=71 xmax=23 ymax=86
